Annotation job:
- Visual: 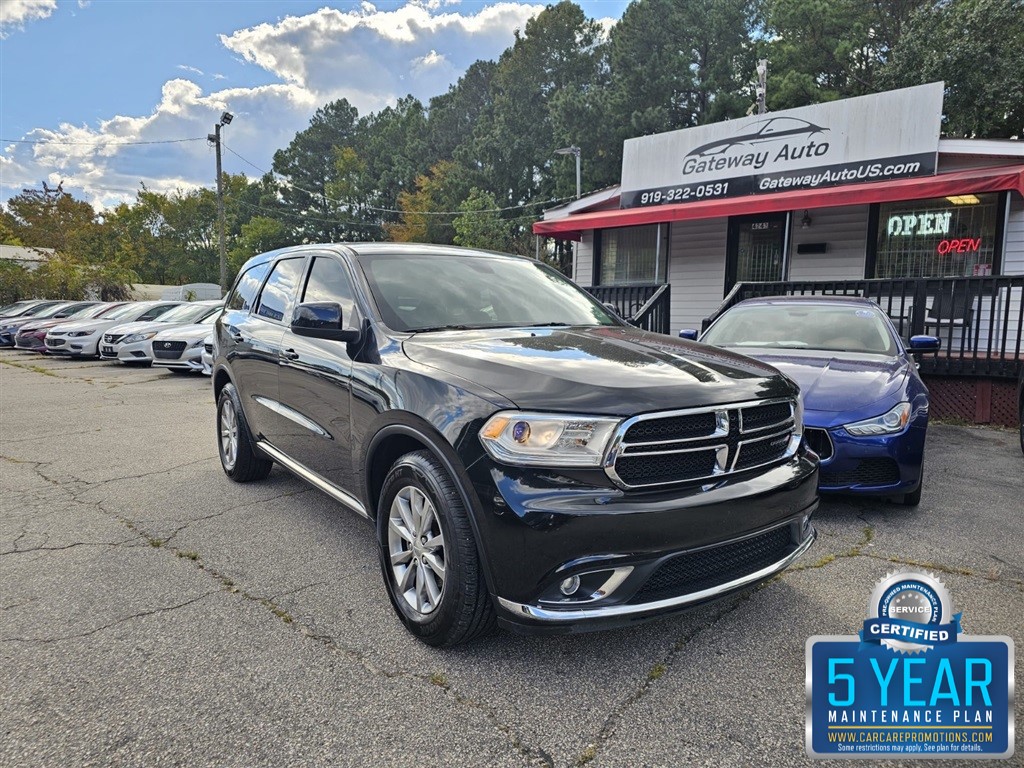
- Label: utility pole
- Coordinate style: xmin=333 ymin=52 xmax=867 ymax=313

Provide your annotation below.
xmin=554 ymin=145 xmax=581 ymax=199
xmin=209 ymin=111 xmax=233 ymax=295
xmin=756 ymin=60 xmax=768 ymax=115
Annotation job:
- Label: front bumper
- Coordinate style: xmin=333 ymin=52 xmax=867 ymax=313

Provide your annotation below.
xmin=810 ymin=418 xmax=926 ymax=495
xmin=465 ymin=446 xmax=819 ymax=634
xmin=44 ymin=335 xmax=99 ymax=356
xmin=14 ymin=332 xmax=45 ymax=351
xmin=152 ymin=347 xmax=203 ymax=370
xmin=110 ymin=340 xmax=153 ymax=363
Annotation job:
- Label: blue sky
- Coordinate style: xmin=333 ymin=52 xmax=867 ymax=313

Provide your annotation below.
xmin=0 ymin=0 xmax=631 ymax=208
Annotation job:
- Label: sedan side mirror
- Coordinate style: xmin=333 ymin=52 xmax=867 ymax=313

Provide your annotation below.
xmin=678 ymin=329 xmax=699 ymax=341
xmin=908 ymin=335 xmax=941 ymax=354
xmin=291 ymin=302 xmax=360 ymax=342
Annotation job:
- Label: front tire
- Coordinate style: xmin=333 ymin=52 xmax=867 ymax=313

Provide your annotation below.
xmin=216 ymin=383 xmax=273 ymax=482
xmin=377 ymin=450 xmax=495 ymax=647
xmin=901 ymin=472 xmax=923 ymax=507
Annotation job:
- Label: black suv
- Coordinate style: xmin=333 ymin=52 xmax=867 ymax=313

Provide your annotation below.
xmin=213 ymin=244 xmax=819 ymax=646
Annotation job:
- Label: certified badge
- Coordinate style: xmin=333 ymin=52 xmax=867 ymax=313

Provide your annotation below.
xmin=862 ymin=570 xmax=961 ymax=654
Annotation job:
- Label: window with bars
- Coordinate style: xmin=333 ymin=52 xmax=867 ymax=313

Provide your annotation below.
xmin=597 ymin=224 xmax=668 ymax=285
xmin=874 ymin=193 xmax=1001 ymax=278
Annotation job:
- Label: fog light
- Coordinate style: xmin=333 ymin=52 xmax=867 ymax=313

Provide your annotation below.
xmin=559 ymin=575 xmax=581 ymax=596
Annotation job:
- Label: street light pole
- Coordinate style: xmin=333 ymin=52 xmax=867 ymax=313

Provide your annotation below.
xmin=209 ymin=111 xmax=233 ymax=295
xmin=555 ymin=145 xmax=581 ymax=199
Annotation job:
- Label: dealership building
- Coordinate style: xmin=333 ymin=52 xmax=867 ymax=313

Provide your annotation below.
xmin=535 ymin=83 xmax=1023 ymax=423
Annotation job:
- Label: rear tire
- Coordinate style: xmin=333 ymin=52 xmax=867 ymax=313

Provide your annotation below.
xmin=216 ymin=382 xmax=273 ymax=482
xmin=377 ymin=450 xmax=495 ymax=647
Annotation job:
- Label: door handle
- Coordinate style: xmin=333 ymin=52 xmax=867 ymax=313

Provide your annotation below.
xmin=283 ymin=348 xmax=300 ymax=361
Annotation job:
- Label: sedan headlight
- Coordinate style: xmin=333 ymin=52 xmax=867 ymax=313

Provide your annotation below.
xmin=479 ymin=411 xmax=620 ymax=467
xmin=67 ymin=330 xmax=95 ymax=337
xmin=123 ymin=332 xmax=156 ymax=344
xmin=189 ymin=337 xmax=205 ymax=348
xmin=843 ymin=403 xmax=911 ymax=436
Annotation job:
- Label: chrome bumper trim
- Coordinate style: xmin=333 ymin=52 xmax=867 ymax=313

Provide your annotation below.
xmin=255 ymin=440 xmax=369 ymax=520
xmin=497 ymin=526 xmax=816 ymax=622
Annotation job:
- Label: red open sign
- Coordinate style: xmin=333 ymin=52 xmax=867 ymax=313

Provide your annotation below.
xmin=936 ymin=238 xmax=982 ymax=255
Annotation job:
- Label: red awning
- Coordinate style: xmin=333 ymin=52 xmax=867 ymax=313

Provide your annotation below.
xmin=533 ymin=164 xmax=1024 ymax=240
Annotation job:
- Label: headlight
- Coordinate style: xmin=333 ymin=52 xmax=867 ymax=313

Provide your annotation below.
xmin=123 ymin=332 xmax=156 ymax=344
xmin=67 ymin=330 xmax=95 ymax=337
xmin=189 ymin=338 xmax=205 ymax=348
xmin=479 ymin=411 xmax=620 ymax=467
xmin=844 ymin=403 xmax=911 ymax=436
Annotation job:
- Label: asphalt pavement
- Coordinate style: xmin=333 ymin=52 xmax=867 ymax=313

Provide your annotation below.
xmin=1 ymin=348 xmax=1021 ymax=767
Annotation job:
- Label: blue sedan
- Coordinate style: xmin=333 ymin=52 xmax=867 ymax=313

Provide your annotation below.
xmin=682 ymin=297 xmax=940 ymax=506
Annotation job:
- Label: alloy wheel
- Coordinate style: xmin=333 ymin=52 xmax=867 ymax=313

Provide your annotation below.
xmin=219 ymin=401 xmax=239 ymax=470
xmin=387 ymin=485 xmax=446 ymax=616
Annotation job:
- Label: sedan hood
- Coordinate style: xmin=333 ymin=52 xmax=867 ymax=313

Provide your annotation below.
xmin=723 ymin=349 xmax=909 ymax=412
xmin=107 ymin=320 xmax=171 ymax=337
xmin=50 ymin=318 xmax=124 ymax=334
xmin=403 ymin=326 xmax=795 ymax=415
xmin=153 ymin=323 xmax=211 ymax=343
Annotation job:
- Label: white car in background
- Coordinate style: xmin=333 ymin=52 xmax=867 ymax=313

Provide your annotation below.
xmin=45 ymin=301 xmax=183 ymax=357
xmin=100 ymin=300 xmax=222 ymax=365
xmin=150 ymin=310 xmax=221 ymax=374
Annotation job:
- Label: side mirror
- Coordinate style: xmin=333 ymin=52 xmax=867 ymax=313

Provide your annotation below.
xmin=908 ymin=335 xmax=941 ymax=354
xmin=602 ymin=302 xmax=621 ymax=318
xmin=291 ymin=302 xmax=360 ymax=342
xmin=678 ymin=329 xmax=699 ymax=341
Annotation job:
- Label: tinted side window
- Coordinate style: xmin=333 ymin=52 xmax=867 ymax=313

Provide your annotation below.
xmin=138 ymin=304 xmax=177 ymax=321
xmin=255 ymin=258 xmax=305 ymax=323
xmin=302 ymin=257 xmax=358 ymax=325
xmin=227 ymin=262 xmax=271 ymax=311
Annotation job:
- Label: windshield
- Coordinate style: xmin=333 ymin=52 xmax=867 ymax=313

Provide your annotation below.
xmin=157 ymin=303 xmax=217 ymax=324
xmin=702 ymin=303 xmax=898 ymax=355
xmin=358 ymin=252 xmax=617 ymax=332
xmin=0 ymin=301 xmax=33 ymax=315
xmin=197 ymin=307 xmax=221 ymax=324
xmin=104 ymin=303 xmax=148 ymax=321
xmin=32 ymin=303 xmax=76 ymax=319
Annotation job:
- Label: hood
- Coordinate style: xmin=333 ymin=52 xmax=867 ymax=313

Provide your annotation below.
xmin=51 ymin=317 xmax=133 ymax=334
xmin=106 ymin=320 xmax=171 ymax=337
xmin=724 ymin=349 xmax=909 ymax=414
xmin=402 ymin=326 xmax=795 ymax=416
xmin=19 ymin=317 xmax=74 ymax=333
xmin=1 ymin=316 xmax=43 ymax=331
xmin=153 ymin=323 xmax=211 ymax=343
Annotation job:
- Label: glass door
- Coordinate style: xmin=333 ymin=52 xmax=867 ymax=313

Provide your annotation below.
xmin=725 ymin=213 xmax=789 ymax=293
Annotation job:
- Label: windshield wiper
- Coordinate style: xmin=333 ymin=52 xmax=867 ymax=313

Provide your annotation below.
xmin=407 ymin=324 xmax=475 ymax=333
xmin=518 ymin=322 xmax=573 ymax=327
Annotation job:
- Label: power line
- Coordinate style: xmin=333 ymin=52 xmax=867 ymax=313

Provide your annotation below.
xmin=221 ymin=142 xmax=568 ymax=217
xmin=2 ymin=136 xmax=208 ymax=146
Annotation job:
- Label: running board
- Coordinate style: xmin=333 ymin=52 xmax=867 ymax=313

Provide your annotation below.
xmin=255 ymin=440 xmax=370 ymax=520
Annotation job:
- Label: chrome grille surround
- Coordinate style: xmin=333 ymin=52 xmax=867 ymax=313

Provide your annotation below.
xmin=603 ymin=398 xmax=800 ymax=490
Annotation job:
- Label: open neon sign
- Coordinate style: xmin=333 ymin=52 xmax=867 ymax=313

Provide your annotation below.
xmin=937 ymin=238 xmax=982 ymax=254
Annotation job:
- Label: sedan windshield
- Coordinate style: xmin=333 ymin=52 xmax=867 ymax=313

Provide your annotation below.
xmin=702 ymin=303 xmax=897 ymax=355
xmin=358 ymin=252 xmax=617 ymax=332
xmin=156 ymin=303 xmax=218 ymax=324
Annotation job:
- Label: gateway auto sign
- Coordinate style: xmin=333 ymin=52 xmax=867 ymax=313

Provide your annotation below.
xmin=620 ymin=82 xmax=943 ymax=209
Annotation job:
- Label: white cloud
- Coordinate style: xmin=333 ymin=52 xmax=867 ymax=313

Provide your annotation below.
xmin=220 ymin=2 xmax=543 ymax=113
xmin=2 ymin=2 xmax=545 ymax=208
xmin=0 ymin=0 xmax=57 ymax=38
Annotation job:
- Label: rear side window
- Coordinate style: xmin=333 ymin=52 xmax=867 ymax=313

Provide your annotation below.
xmin=302 ymin=256 xmax=358 ymax=326
xmin=227 ymin=262 xmax=271 ymax=312
xmin=255 ymin=258 xmax=305 ymax=323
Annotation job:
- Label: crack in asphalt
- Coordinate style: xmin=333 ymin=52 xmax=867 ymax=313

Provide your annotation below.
xmin=1 ymin=591 xmax=219 ymax=644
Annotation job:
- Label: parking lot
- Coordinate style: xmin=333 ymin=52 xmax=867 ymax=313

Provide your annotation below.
xmin=1 ymin=347 xmax=1021 ymax=767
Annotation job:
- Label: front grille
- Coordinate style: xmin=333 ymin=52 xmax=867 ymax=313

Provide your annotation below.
xmin=804 ymin=428 xmax=834 ymax=461
xmin=45 ymin=338 xmax=66 ymax=347
xmin=609 ymin=400 xmax=795 ymax=488
xmin=103 ymin=333 xmax=124 ymax=344
xmin=623 ymin=411 xmax=717 ymax=442
xmin=820 ymin=458 xmax=900 ymax=488
xmin=741 ymin=402 xmax=792 ymax=432
xmin=628 ymin=525 xmax=795 ymax=604
xmin=153 ymin=340 xmax=188 ymax=359
xmin=734 ymin=431 xmax=792 ymax=471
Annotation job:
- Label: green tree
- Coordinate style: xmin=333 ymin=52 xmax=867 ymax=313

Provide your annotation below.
xmin=228 ymin=216 xmax=290 ymax=274
xmin=453 ymin=188 xmax=519 ymax=252
xmin=387 ymin=161 xmax=473 ymax=244
xmin=5 ymin=182 xmax=96 ymax=254
xmin=880 ymin=0 xmax=1024 ymax=138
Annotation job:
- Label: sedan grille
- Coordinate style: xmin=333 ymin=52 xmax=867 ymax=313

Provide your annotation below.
xmin=804 ymin=428 xmax=834 ymax=461
xmin=103 ymin=333 xmax=125 ymax=344
xmin=820 ymin=458 xmax=900 ymax=488
xmin=627 ymin=525 xmax=796 ymax=604
xmin=45 ymin=338 xmax=66 ymax=347
xmin=153 ymin=340 xmax=188 ymax=359
xmin=608 ymin=400 xmax=796 ymax=489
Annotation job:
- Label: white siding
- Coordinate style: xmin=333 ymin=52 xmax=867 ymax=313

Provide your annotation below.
xmin=666 ymin=219 xmax=728 ymax=333
xmin=1004 ymin=193 xmax=1024 ymax=275
xmin=572 ymin=232 xmax=594 ymax=286
xmin=787 ymin=205 xmax=869 ymax=281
